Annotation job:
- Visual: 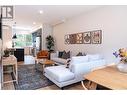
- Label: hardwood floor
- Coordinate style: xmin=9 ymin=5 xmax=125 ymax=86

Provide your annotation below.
xmin=18 ymin=55 xmax=35 ymax=65
xmin=3 ymin=74 xmax=15 ymax=90
xmin=2 ymin=55 xmax=83 ymax=90
xmin=38 ymin=82 xmax=84 ymax=90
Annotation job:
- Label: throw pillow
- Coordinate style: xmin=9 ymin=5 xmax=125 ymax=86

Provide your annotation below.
xmin=62 ymin=51 xmax=70 ymax=59
xmin=76 ymin=52 xmax=83 ymax=56
xmin=84 ymin=53 xmax=87 ymax=56
xmin=58 ymin=51 xmax=64 ymax=58
xmin=66 ymin=59 xmax=71 ymax=68
xmin=62 ymin=51 xmax=67 ymax=59
xmin=66 ymin=51 xmax=70 ymax=59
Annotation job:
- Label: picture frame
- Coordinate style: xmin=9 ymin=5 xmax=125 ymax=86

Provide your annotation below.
xmin=64 ymin=35 xmax=70 ymax=44
xmin=76 ymin=33 xmax=83 ymax=44
xmin=91 ymin=30 xmax=102 ymax=44
xmin=64 ymin=30 xmax=102 ymax=45
xmin=69 ymin=34 xmax=77 ymax=44
xmin=83 ymin=32 xmax=91 ymax=44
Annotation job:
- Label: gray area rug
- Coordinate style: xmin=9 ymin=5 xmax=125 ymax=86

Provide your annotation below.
xmin=13 ymin=64 xmax=53 ymax=90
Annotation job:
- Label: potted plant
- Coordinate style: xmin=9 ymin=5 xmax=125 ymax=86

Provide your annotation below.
xmin=4 ymin=49 xmax=10 ymax=57
xmin=46 ymin=35 xmax=54 ymax=52
xmin=113 ymin=48 xmax=127 ymax=72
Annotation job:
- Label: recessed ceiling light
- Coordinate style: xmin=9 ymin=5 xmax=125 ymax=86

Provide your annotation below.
xmin=61 ymin=19 xmax=66 ymax=22
xmin=33 ymin=22 xmax=36 ymax=25
xmin=39 ymin=10 xmax=44 ymax=14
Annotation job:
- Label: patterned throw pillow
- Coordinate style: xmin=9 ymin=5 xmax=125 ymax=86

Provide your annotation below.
xmin=76 ymin=52 xmax=83 ymax=56
xmin=66 ymin=59 xmax=71 ymax=68
xmin=62 ymin=51 xmax=70 ymax=59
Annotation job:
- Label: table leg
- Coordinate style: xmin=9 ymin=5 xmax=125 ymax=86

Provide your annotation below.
xmin=1 ymin=64 xmax=3 ymax=88
xmin=81 ymin=80 xmax=97 ymax=90
xmin=13 ymin=64 xmax=18 ymax=84
xmin=15 ymin=62 xmax=18 ymax=84
xmin=87 ymin=81 xmax=97 ymax=90
xmin=42 ymin=64 xmax=45 ymax=74
xmin=81 ymin=81 xmax=88 ymax=90
xmin=35 ymin=60 xmax=37 ymax=70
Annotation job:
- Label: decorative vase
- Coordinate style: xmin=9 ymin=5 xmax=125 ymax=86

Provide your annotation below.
xmin=4 ymin=49 xmax=10 ymax=57
xmin=4 ymin=53 xmax=9 ymax=57
xmin=116 ymin=63 xmax=127 ymax=73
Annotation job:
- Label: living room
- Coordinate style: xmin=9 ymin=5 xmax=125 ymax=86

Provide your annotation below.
xmin=1 ymin=5 xmax=127 ymax=90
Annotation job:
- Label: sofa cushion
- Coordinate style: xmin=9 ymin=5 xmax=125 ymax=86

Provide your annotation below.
xmin=71 ymin=56 xmax=89 ymax=64
xmin=44 ymin=66 xmax=75 ymax=82
xmin=51 ymin=58 xmax=67 ymax=64
xmin=88 ymin=54 xmax=102 ymax=61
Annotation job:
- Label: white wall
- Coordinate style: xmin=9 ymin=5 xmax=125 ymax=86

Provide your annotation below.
xmin=3 ymin=25 xmax=12 ymax=49
xmin=53 ymin=6 xmax=127 ymax=63
xmin=42 ymin=23 xmax=53 ymax=50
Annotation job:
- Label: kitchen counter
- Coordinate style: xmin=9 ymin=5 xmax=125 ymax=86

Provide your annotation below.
xmin=14 ymin=48 xmax=24 ymax=62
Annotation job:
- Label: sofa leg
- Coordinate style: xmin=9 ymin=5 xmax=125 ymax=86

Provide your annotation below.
xmin=61 ymin=87 xmax=64 ymax=90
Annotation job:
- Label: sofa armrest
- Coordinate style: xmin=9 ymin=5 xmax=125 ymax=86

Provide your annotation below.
xmin=70 ymin=62 xmax=91 ymax=76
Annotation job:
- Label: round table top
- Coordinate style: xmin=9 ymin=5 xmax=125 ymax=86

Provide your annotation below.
xmin=35 ymin=58 xmax=54 ymax=65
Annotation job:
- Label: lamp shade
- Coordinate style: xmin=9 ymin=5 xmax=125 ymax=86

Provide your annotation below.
xmin=12 ymin=34 xmax=17 ymax=39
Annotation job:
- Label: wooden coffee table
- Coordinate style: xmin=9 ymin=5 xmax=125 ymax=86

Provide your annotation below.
xmin=35 ymin=58 xmax=55 ymax=72
xmin=41 ymin=59 xmax=55 ymax=68
xmin=83 ymin=65 xmax=127 ymax=90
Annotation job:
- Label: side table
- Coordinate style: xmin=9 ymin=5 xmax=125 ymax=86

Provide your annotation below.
xmin=2 ymin=55 xmax=18 ymax=87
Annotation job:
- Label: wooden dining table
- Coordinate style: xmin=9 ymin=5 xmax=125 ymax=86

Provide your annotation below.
xmin=83 ymin=65 xmax=127 ymax=90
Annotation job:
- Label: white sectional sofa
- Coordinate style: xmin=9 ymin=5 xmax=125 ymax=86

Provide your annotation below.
xmin=44 ymin=54 xmax=108 ymax=88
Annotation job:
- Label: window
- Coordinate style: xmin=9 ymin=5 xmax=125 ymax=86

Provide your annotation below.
xmin=15 ymin=34 xmax=32 ymax=47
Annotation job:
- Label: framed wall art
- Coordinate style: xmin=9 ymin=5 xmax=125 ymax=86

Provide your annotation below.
xmin=76 ymin=33 xmax=83 ymax=44
xmin=69 ymin=34 xmax=77 ymax=44
xmin=64 ymin=35 xmax=70 ymax=44
xmin=91 ymin=30 xmax=102 ymax=44
xmin=64 ymin=30 xmax=102 ymax=45
xmin=83 ymin=32 xmax=91 ymax=44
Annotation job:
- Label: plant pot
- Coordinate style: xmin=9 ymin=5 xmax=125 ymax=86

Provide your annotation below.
xmin=4 ymin=53 xmax=9 ymax=57
xmin=4 ymin=50 xmax=10 ymax=57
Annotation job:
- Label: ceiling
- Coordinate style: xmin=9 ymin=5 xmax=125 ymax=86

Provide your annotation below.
xmin=13 ymin=5 xmax=103 ymax=30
